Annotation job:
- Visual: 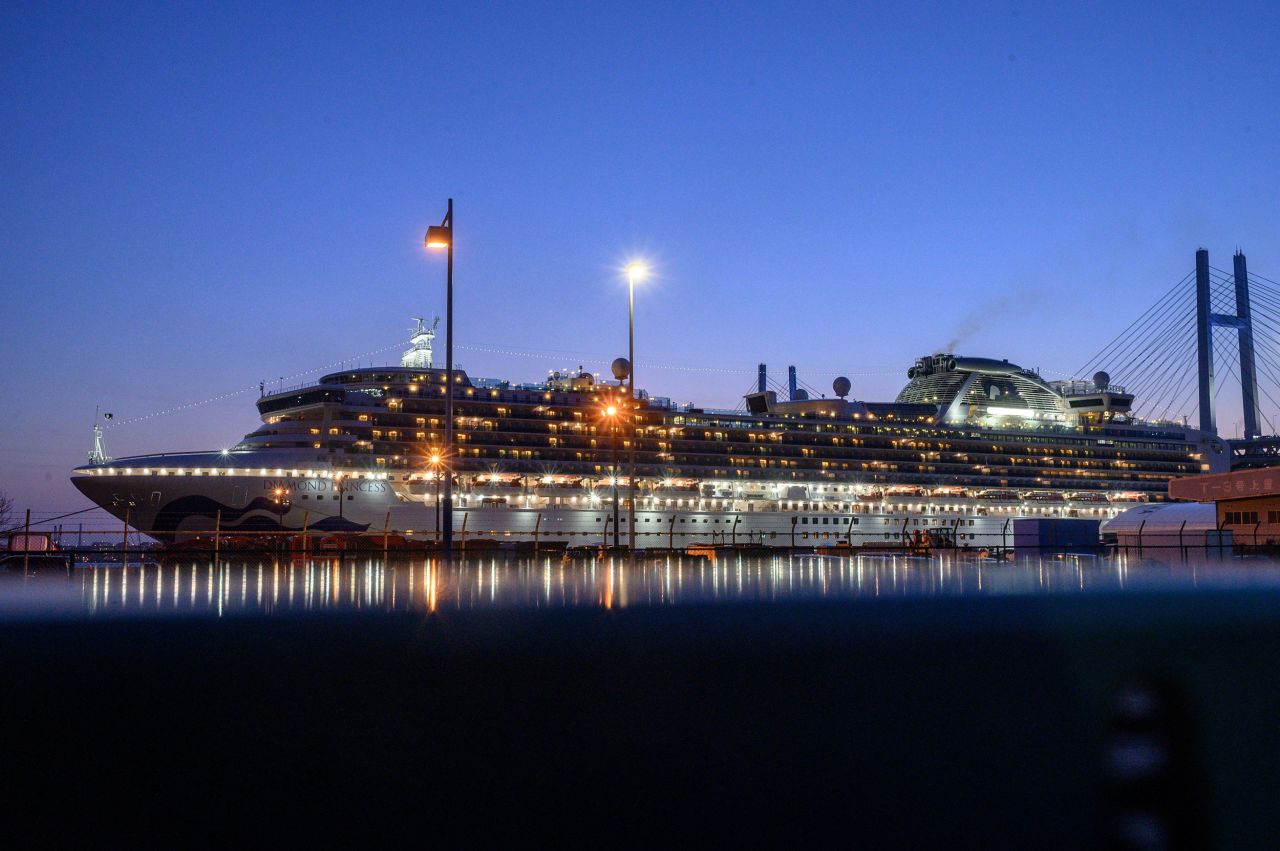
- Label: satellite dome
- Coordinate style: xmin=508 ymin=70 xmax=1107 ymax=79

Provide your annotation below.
xmin=833 ymin=376 xmax=851 ymax=398
xmin=1093 ymin=370 xmax=1110 ymax=390
xmin=610 ymin=357 xmax=631 ymax=381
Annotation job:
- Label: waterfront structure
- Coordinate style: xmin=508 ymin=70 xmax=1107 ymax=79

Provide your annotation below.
xmin=71 ymin=325 xmax=1229 ymax=549
xmin=1166 ymin=466 xmax=1280 ymax=547
xmin=1100 ymin=502 xmax=1220 ymax=551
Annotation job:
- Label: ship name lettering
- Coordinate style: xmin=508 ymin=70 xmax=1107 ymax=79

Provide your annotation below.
xmin=264 ymin=479 xmax=330 ymax=493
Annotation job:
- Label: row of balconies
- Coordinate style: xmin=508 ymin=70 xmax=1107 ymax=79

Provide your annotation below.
xmin=340 ymin=420 xmax=1199 ymax=466
xmin=304 ymin=399 xmax=1193 ymax=458
xmin=346 ymin=437 xmax=1196 ymax=484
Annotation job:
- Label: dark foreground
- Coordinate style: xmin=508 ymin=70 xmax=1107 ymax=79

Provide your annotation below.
xmin=1 ymin=555 xmax=1276 ymax=847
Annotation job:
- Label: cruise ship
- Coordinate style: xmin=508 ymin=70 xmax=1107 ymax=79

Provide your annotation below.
xmin=71 ymin=320 xmax=1229 ymax=549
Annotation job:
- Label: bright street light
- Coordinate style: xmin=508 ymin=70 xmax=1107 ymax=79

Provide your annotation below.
xmin=624 ymin=260 xmax=647 ymax=552
xmin=427 ymin=452 xmax=443 ymax=541
xmin=425 ymin=226 xmax=451 ymax=249
xmin=423 ymin=200 xmax=455 ymax=555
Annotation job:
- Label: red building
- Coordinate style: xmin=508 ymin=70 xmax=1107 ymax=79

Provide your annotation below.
xmin=1169 ymin=468 xmax=1280 ymax=545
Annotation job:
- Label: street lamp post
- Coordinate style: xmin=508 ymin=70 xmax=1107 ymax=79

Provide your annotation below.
xmin=273 ymin=488 xmax=288 ymax=525
xmin=425 ymin=201 xmax=455 ymax=554
xmin=430 ymin=453 xmax=442 ymax=544
xmin=625 ymin=262 xmax=646 ymax=551
xmin=606 ymin=404 xmax=620 ymax=548
xmin=273 ymin=487 xmax=291 ymax=552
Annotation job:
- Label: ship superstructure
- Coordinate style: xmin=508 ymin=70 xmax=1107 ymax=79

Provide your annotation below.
xmin=71 ymin=328 xmax=1229 ymax=548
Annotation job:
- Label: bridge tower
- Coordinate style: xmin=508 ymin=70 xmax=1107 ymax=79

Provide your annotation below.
xmin=1196 ymin=248 xmax=1260 ymax=437
xmin=1235 ymin=251 xmax=1262 ymax=439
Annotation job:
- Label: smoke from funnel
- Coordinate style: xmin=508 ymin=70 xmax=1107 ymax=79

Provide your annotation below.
xmin=942 ymin=287 xmax=1048 ymax=351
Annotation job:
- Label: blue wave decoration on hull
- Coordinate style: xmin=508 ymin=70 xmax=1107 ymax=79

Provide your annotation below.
xmin=152 ymin=495 xmax=370 ymax=536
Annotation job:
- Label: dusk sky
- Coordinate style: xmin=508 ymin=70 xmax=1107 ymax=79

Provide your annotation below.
xmin=3 ymin=1 xmax=1279 ymax=514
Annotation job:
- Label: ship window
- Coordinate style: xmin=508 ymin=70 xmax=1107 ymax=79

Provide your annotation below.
xmin=346 ymin=495 xmax=354 ymax=500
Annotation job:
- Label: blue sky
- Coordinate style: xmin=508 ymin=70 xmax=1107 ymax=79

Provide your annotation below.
xmin=3 ymin=1 xmax=1279 ymax=512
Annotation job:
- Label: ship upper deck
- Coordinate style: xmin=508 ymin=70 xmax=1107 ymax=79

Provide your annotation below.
xmin=77 ymin=321 xmax=1229 ymax=500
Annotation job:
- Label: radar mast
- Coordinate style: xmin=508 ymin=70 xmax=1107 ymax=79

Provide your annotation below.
xmin=88 ymin=407 xmax=113 ymax=464
xmin=401 ymin=316 xmax=439 ymax=369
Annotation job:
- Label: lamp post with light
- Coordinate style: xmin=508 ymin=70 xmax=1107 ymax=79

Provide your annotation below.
xmin=424 ymin=201 xmax=455 ymax=553
xmin=624 ymin=262 xmax=646 ymax=551
xmin=608 ymin=360 xmax=630 ymax=550
xmin=273 ymin=487 xmax=290 ymax=525
xmin=604 ymin=403 xmax=620 ymax=548
xmin=429 ymin=452 xmax=442 ymax=543
xmin=272 ymin=487 xmax=291 ymax=552
xmin=334 ymin=472 xmax=348 ymax=520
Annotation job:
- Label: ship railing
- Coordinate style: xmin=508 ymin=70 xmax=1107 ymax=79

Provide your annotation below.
xmin=1058 ymin=381 xmax=1127 ymax=396
xmin=260 ymin=381 xmax=325 ymax=398
xmin=85 ymin=449 xmax=234 ymax=465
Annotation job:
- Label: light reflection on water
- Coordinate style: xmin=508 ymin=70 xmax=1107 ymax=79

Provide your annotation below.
xmin=6 ymin=551 xmax=1280 ymax=616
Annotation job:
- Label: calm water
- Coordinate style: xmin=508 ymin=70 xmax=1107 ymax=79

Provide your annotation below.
xmin=6 ymin=551 xmax=1280 ymax=617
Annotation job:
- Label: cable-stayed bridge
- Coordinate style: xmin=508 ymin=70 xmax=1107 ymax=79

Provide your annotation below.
xmin=1078 ymin=248 xmax=1280 ymax=468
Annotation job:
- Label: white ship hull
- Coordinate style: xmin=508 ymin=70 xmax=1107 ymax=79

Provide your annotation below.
xmin=73 ymin=468 xmax=1119 ymax=549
